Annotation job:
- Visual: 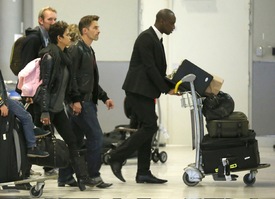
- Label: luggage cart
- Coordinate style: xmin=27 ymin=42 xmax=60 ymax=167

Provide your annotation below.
xmin=1 ymin=81 xmax=57 ymax=198
xmin=0 ymin=175 xmax=57 ymax=198
xmin=175 ymin=74 xmax=270 ymax=187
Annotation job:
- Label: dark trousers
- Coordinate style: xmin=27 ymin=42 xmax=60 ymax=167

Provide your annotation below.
xmin=69 ymin=101 xmax=103 ymax=178
xmin=111 ymin=92 xmax=158 ymax=175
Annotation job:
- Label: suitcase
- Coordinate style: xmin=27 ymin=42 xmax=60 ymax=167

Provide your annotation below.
xmin=0 ymin=113 xmax=29 ymax=183
xmin=206 ymin=111 xmax=249 ymax=138
xmin=200 ymin=130 xmax=260 ymax=174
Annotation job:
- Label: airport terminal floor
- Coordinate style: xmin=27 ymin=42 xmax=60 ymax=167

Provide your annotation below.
xmin=0 ymin=136 xmax=274 ymax=199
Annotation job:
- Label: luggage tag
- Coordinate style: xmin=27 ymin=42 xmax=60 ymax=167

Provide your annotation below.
xmin=2 ymin=121 xmax=9 ymax=140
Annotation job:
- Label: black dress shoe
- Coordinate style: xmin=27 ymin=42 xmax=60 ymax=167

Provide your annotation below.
xmin=136 ymin=173 xmax=167 ymax=184
xmin=96 ymin=182 xmax=113 ymax=188
xmin=109 ymin=160 xmax=126 ymax=182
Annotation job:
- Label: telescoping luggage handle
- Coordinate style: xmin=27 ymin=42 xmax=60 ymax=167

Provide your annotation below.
xmin=174 ymin=74 xmax=196 ymax=94
xmin=174 ymin=74 xmax=202 ymax=169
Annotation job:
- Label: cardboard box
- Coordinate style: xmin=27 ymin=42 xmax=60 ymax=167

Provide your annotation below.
xmin=205 ymin=74 xmax=224 ymax=95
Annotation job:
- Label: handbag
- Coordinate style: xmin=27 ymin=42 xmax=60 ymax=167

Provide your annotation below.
xmin=29 ymin=134 xmax=70 ymax=168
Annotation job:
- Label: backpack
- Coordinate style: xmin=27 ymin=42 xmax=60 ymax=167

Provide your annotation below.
xmin=17 ymin=58 xmax=42 ymax=97
xmin=10 ymin=36 xmax=27 ymax=76
xmin=202 ymin=91 xmax=235 ymax=121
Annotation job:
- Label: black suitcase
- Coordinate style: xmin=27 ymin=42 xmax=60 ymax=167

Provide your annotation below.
xmin=200 ymin=130 xmax=260 ymax=174
xmin=0 ymin=113 xmax=29 ymax=183
xmin=206 ymin=111 xmax=249 ymax=138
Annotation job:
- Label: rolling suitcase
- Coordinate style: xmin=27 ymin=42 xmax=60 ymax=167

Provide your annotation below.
xmin=200 ymin=130 xmax=260 ymax=174
xmin=206 ymin=111 xmax=249 ymax=138
xmin=0 ymin=113 xmax=29 ymax=183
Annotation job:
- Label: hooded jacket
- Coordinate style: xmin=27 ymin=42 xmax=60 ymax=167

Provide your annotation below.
xmin=21 ymin=26 xmax=45 ymax=69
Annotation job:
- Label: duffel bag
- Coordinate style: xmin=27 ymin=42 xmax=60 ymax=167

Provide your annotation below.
xmin=206 ymin=111 xmax=249 ymax=138
xmin=29 ymin=135 xmax=70 ymax=168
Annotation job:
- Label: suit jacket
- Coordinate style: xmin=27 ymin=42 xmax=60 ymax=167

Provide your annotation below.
xmin=122 ymin=26 xmax=171 ymax=99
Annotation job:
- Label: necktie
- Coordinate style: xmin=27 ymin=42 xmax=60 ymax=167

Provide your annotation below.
xmin=160 ymin=38 xmax=166 ymax=64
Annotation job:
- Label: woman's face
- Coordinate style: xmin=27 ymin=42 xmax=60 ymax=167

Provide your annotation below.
xmin=59 ymin=28 xmax=71 ymax=49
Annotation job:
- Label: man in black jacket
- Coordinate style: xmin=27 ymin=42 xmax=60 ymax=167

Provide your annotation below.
xmin=109 ymin=9 xmax=177 ymax=184
xmin=68 ymin=15 xmax=114 ymax=188
xmin=21 ymin=7 xmax=57 ymax=69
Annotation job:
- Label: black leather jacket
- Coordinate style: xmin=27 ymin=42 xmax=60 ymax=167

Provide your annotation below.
xmin=36 ymin=44 xmax=81 ymax=114
xmin=0 ymin=70 xmax=8 ymax=107
xmin=68 ymin=40 xmax=109 ymax=104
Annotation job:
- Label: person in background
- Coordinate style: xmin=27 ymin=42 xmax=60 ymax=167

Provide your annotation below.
xmin=21 ymin=6 xmax=57 ymax=69
xmin=33 ymin=21 xmax=101 ymax=191
xmin=68 ymin=15 xmax=114 ymax=189
xmin=19 ymin=6 xmax=58 ymax=178
xmin=109 ymin=9 xmax=177 ymax=184
xmin=68 ymin=24 xmax=81 ymax=43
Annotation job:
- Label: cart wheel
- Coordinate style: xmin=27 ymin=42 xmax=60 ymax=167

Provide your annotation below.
xmin=30 ymin=186 xmax=43 ymax=198
xmin=152 ymin=151 xmax=159 ymax=163
xmin=159 ymin=151 xmax=167 ymax=163
xmin=103 ymin=153 xmax=111 ymax=165
xmin=243 ymin=173 xmax=256 ymax=186
xmin=182 ymin=172 xmax=199 ymax=187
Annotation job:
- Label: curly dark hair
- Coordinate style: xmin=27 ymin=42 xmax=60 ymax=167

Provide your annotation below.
xmin=48 ymin=21 xmax=69 ymax=44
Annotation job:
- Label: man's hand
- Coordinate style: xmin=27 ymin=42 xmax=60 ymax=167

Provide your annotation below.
xmin=0 ymin=105 xmax=9 ymax=117
xmin=70 ymin=102 xmax=82 ymax=115
xmin=105 ymin=99 xmax=114 ymax=110
xmin=168 ymin=89 xmax=181 ymax=96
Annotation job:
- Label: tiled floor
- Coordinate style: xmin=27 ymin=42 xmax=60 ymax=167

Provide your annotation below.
xmin=0 ymin=136 xmax=274 ymax=199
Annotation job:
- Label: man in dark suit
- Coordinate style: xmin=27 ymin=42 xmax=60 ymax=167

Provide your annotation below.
xmin=109 ymin=9 xmax=177 ymax=184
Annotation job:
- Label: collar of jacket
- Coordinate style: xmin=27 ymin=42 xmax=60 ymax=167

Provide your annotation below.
xmin=77 ymin=39 xmax=93 ymax=52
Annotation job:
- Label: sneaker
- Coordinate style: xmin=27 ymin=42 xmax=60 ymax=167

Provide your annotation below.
xmin=44 ymin=168 xmax=58 ymax=176
xmin=27 ymin=147 xmax=49 ymax=158
xmin=34 ymin=127 xmax=51 ymax=138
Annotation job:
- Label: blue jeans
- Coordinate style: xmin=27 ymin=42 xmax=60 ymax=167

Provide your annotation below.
xmin=7 ymin=98 xmax=36 ymax=148
xmin=70 ymin=101 xmax=103 ymax=178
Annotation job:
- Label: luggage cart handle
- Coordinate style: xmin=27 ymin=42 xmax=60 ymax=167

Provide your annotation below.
xmin=174 ymin=74 xmax=196 ymax=93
